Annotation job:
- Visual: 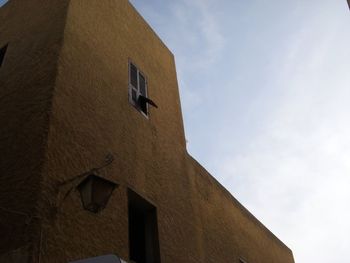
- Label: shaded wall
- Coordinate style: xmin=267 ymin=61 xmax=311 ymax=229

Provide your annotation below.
xmin=0 ymin=0 xmax=69 ymax=256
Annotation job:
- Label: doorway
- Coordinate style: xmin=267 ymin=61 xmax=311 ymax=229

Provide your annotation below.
xmin=128 ymin=189 xmax=161 ymax=263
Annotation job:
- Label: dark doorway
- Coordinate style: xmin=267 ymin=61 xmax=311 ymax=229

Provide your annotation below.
xmin=128 ymin=189 xmax=161 ymax=263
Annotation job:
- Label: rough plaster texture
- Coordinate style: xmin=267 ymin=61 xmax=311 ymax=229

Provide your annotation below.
xmin=0 ymin=0 xmax=70 ymax=258
xmin=0 ymin=0 xmax=294 ymax=263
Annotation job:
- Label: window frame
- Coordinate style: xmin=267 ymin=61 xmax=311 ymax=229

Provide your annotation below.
xmin=128 ymin=60 xmax=149 ymax=118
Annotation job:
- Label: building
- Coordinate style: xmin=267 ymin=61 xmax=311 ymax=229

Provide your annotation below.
xmin=0 ymin=0 xmax=295 ymax=262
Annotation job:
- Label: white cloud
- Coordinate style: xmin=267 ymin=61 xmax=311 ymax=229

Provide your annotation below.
xmin=169 ymin=0 xmax=225 ymax=69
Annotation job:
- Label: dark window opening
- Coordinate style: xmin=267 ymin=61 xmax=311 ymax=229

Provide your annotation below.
xmin=0 ymin=44 xmax=8 ymax=67
xmin=128 ymin=189 xmax=161 ymax=263
xmin=139 ymin=74 xmax=146 ymax=96
xmin=139 ymin=95 xmax=148 ymax=115
xmin=130 ymin=63 xmax=138 ymax=88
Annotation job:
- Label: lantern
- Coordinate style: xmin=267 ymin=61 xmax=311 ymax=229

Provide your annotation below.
xmin=76 ymin=173 xmax=118 ymax=213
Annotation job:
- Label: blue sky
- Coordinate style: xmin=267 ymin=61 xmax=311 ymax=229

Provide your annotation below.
xmin=1 ymin=0 xmax=350 ymax=262
xmin=129 ymin=1 xmax=350 ymax=262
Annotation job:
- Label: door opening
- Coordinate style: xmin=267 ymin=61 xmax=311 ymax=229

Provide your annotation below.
xmin=128 ymin=189 xmax=161 ymax=263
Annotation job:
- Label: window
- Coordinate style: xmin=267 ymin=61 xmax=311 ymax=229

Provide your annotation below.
xmin=128 ymin=189 xmax=161 ymax=263
xmin=128 ymin=61 xmax=158 ymax=116
xmin=0 ymin=44 xmax=8 ymax=67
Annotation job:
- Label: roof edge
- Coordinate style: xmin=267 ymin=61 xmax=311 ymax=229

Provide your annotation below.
xmin=127 ymin=0 xmax=174 ymax=57
xmin=187 ymin=153 xmax=294 ymax=254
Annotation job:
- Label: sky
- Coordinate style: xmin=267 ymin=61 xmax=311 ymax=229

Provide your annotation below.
xmin=128 ymin=1 xmax=350 ymax=262
xmin=1 ymin=0 xmax=350 ymax=262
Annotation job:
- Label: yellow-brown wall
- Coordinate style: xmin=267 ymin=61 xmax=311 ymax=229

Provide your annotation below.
xmin=0 ymin=0 xmax=69 ymax=258
xmin=0 ymin=0 xmax=294 ymax=262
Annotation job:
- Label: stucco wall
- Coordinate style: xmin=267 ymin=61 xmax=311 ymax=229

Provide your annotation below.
xmin=187 ymin=157 xmax=294 ymax=263
xmin=0 ymin=0 xmax=69 ymax=256
xmin=39 ymin=1 xmax=192 ymax=261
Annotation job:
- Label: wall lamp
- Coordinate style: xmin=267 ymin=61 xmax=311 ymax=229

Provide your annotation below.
xmin=77 ymin=172 xmax=117 ymax=213
xmin=58 ymin=154 xmax=118 ymax=214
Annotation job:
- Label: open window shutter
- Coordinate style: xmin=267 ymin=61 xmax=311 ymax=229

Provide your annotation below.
xmin=139 ymin=95 xmax=158 ymax=109
xmin=130 ymin=63 xmax=138 ymax=88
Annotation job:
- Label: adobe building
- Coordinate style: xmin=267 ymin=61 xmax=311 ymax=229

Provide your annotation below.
xmin=0 ymin=0 xmax=295 ymax=262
